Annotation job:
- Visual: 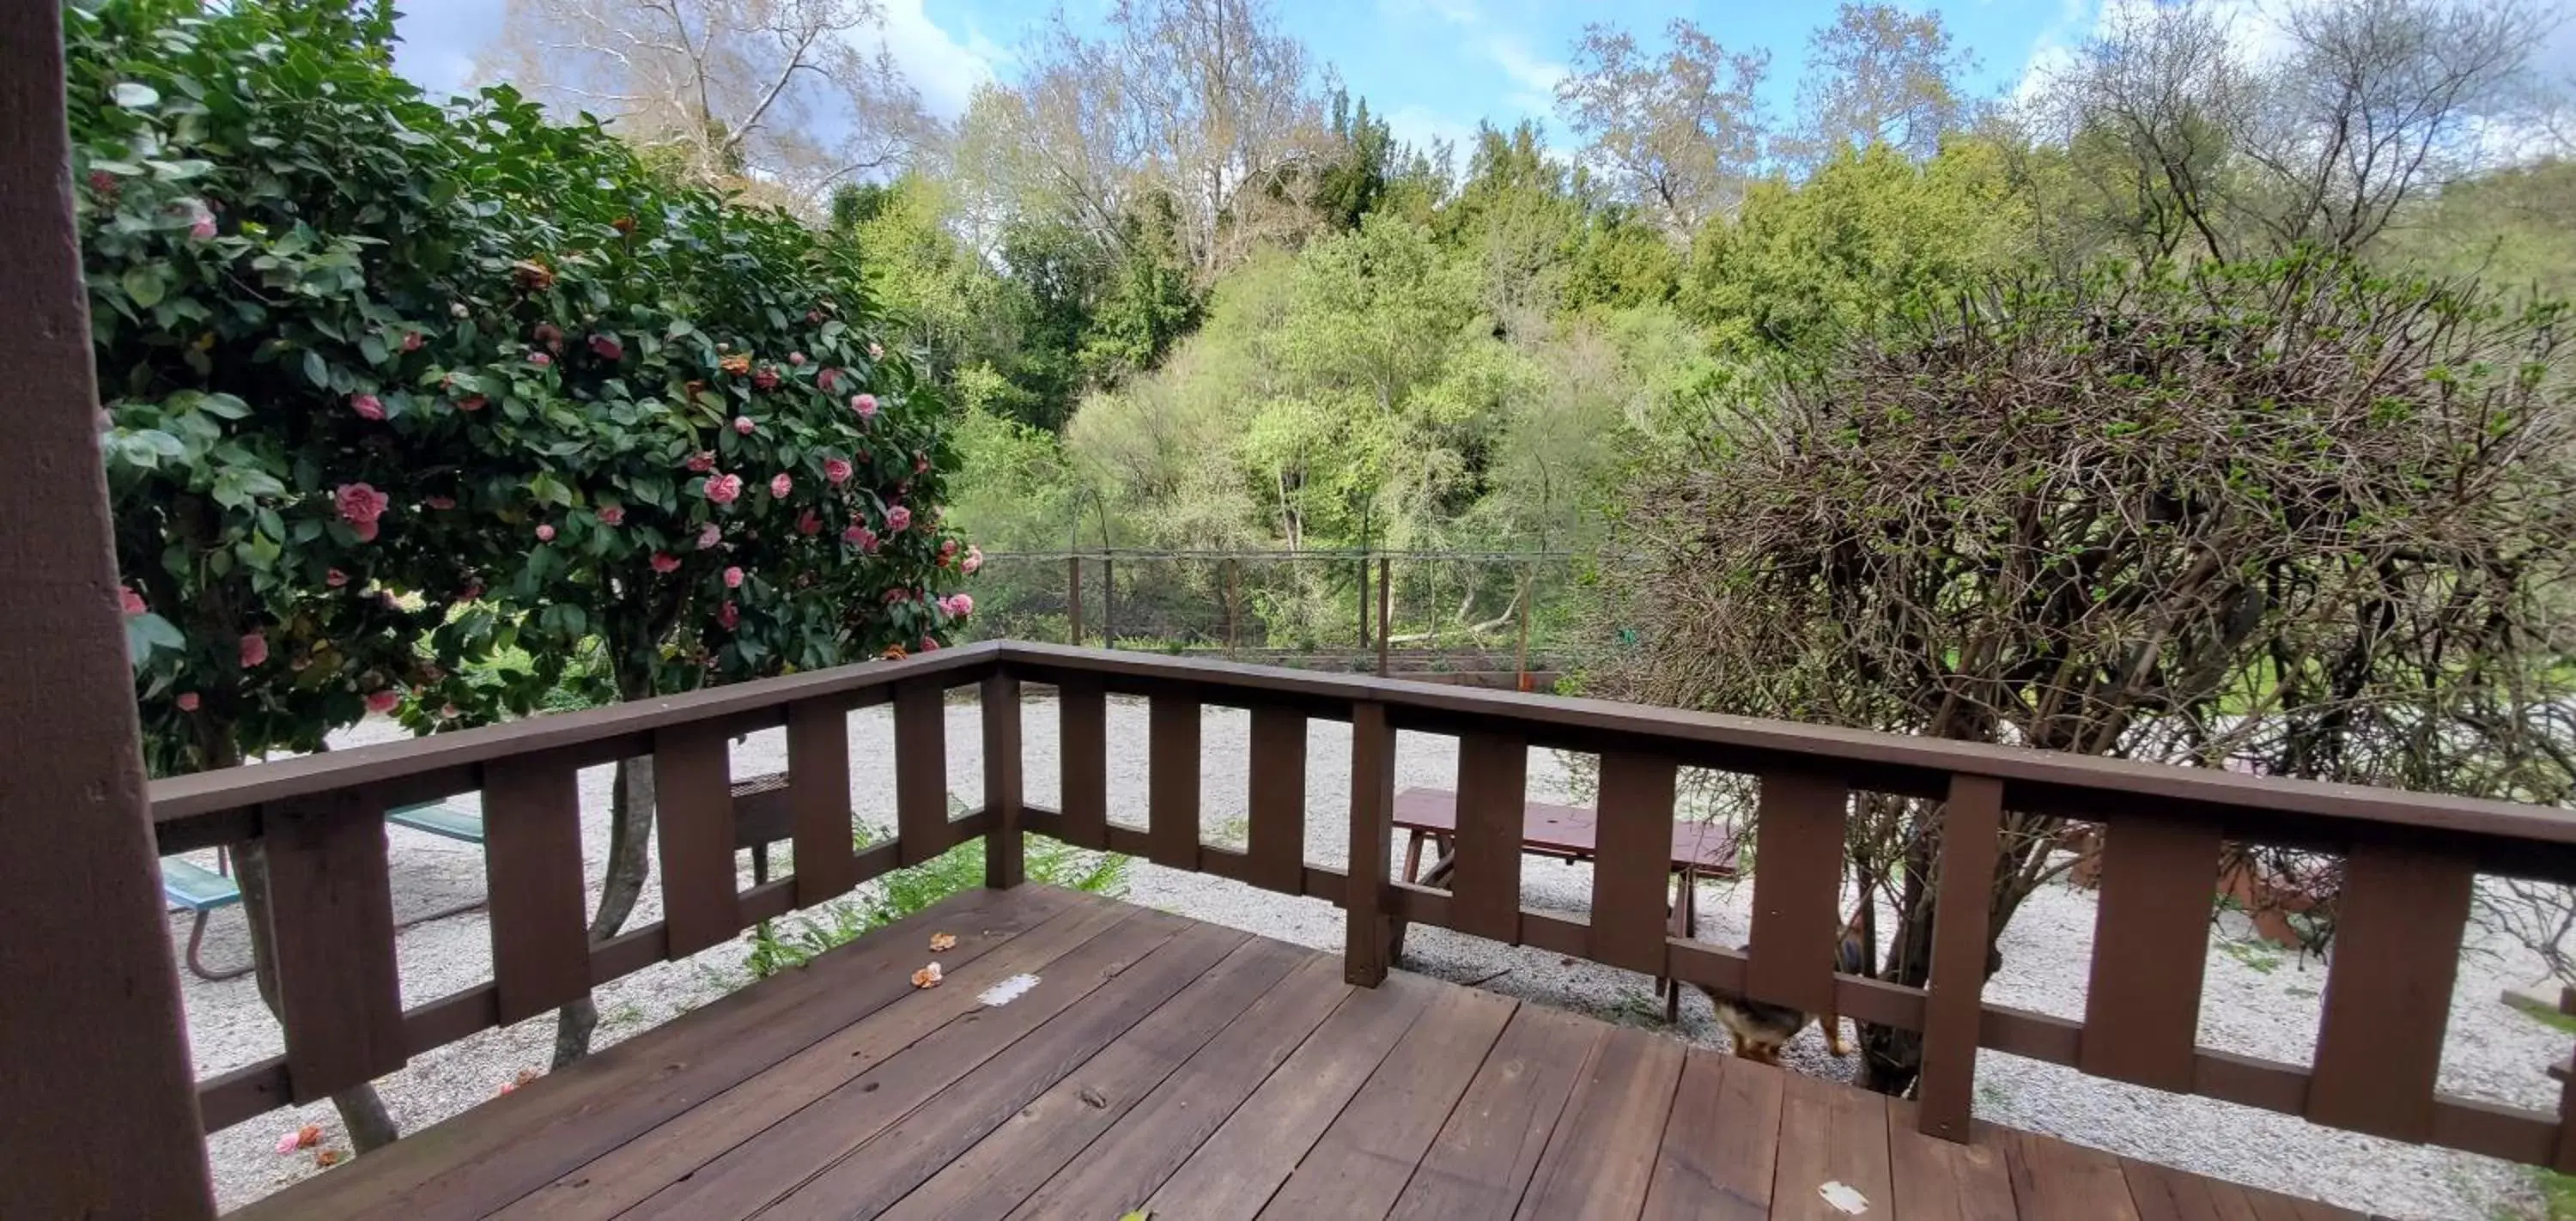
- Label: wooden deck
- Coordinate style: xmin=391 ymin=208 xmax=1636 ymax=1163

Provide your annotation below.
xmin=234 ymin=885 xmax=2361 ymax=1221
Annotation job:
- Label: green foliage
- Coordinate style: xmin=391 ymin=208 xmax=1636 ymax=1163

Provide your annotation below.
xmin=71 ymin=0 xmax=966 ymax=773
xmin=744 ymin=830 xmax=1130 ymax=978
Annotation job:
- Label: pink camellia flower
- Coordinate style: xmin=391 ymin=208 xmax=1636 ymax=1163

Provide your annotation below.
xmin=685 ymin=450 xmax=716 ymax=472
xmin=940 ymin=538 xmax=960 ymax=559
xmin=528 ymin=350 xmax=553 ymax=367
xmin=796 ymin=508 xmax=822 ymax=536
xmin=457 ymin=394 xmax=488 ymax=412
xmin=843 ymin=523 xmax=878 ymax=552
xmin=850 ymin=392 xmax=879 ymax=420
xmin=189 ymin=214 xmax=217 ymax=241
xmin=913 ymin=451 xmax=931 ymax=474
xmin=696 ymin=521 xmax=722 ymax=550
xmin=366 ymin=689 xmax=400 ymax=714
xmin=535 ymin=524 xmax=556 ymax=542
xmin=349 ymin=393 xmax=386 ymax=421
xmin=817 ymin=368 xmax=841 ymax=392
xmin=732 ymin=415 xmax=756 ymax=435
xmin=962 ymin=544 xmax=983 ymax=575
xmin=402 ymin=331 xmax=425 ymax=353
xmin=88 ymin=168 xmax=119 ymax=197
xmin=240 ymin=632 xmax=268 ymax=668
xmin=589 ymin=334 xmax=624 ymax=361
xmin=723 ymin=566 xmax=744 ymax=589
xmin=120 ymin=585 xmax=146 ymax=616
xmin=717 ymin=600 xmax=740 ymax=630
xmin=176 ymin=692 xmax=201 ymax=712
xmin=751 ymin=367 xmax=780 ymax=391
xmin=650 ymin=551 xmax=681 ymax=574
xmin=944 ymin=592 xmax=975 ymax=618
xmin=423 ymin=495 xmax=456 ymax=511
xmin=885 ymin=505 xmax=912 ymax=533
xmin=336 ymin=483 xmax=391 ymax=541
xmin=869 ymin=342 xmax=885 ymax=361
xmin=598 ymin=505 xmax=625 ymax=526
xmin=787 ymin=352 xmax=807 ymax=367
xmin=440 ymin=703 xmax=460 ymax=720
xmin=273 ymin=1129 xmax=301 ymax=1156
xmin=884 ymin=587 xmax=910 ymax=604
xmin=326 ymin=568 xmax=349 ymax=587
xmin=769 ymin=472 xmax=793 ymax=499
xmin=920 ymin=637 xmax=940 ymax=652
xmin=823 ymin=457 xmax=853 ymax=485
xmin=705 ymin=473 xmax=743 ymax=504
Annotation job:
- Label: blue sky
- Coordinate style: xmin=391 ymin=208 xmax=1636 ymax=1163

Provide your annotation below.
xmin=389 ymin=0 xmax=2101 ymax=159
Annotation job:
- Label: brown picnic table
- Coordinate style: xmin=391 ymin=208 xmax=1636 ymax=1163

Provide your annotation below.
xmin=1392 ymin=786 xmax=1741 ymax=1022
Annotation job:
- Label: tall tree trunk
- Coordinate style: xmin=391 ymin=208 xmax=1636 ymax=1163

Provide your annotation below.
xmin=550 ymin=665 xmax=661 ymax=1069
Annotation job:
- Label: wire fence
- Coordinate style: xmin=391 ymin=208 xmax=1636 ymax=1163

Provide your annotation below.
xmin=957 ymin=550 xmax=1587 ymax=683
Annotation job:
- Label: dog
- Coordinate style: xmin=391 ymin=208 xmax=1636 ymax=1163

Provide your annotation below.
xmin=1696 ymin=922 xmax=1867 ymax=1066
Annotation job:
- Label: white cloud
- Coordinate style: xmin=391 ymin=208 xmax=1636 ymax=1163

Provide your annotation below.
xmin=1486 ymin=35 xmax=1566 ymax=118
xmin=1385 ymin=102 xmax=1481 ymax=173
xmin=874 ymin=0 xmax=1005 ymax=120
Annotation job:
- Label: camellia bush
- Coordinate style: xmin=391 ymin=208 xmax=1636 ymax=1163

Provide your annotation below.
xmin=70 ymin=0 xmax=976 ymax=1139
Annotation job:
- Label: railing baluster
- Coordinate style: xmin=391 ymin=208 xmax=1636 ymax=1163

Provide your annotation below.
xmin=2081 ymin=814 xmax=2221 ymax=1090
xmin=1247 ymin=706 xmax=1308 ymax=894
xmin=1589 ymin=751 xmax=1679 ymax=974
xmin=1916 ymin=775 xmax=2003 ymax=1140
xmin=787 ymin=700 xmax=858 ymax=905
xmin=1451 ymin=730 xmax=1529 ymax=942
xmin=983 ymin=671 xmax=1024 ymax=889
xmin=893 ymin=679 xmax=949 ymax=864
xmin=264 ymin=792 xmax=404 ymax=1102
xmin=653 ymin=724 xmax=738 ymax=957
xmin=2307 ymin=841 xmax=2475 ymax=1141
xmin=1060 ymin=675 xmax=1109 ymax=849
xmin=1744 ymin=771 xmax=1848 ymax=1016
xmin=482 ymin=754 xmax=590 ymax=1024
xmin=1346 ymin=700 xmax=1397 ymax=986
xmin=1148 ymin=695 xmax=1202 ymax=870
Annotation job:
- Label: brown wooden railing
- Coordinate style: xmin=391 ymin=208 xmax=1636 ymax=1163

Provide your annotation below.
xmin=154 ymin=641 xmax=2576 ymax=1172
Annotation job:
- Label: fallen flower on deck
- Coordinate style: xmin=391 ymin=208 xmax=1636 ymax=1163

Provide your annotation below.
xmin=274 ymin=1122 xmax=322 ymax=1155
xmin=1819 ymin=1181 xmax=1869 ymax=1214
xmin=912 ymin=962 xmax=944 ymax=988
xmin=314 ymin=1148 xmax=344 ymax=1169
xmin=978 ymin=974 xmax=1040 ymax=1007
xmin=929 ymin=932 xmax=957 ymax=952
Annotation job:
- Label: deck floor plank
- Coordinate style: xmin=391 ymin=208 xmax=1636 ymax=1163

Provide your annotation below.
xmin=884 ymin=953 xmax=1350 ymax=1221
xmin=617 ymin=909 xmax=1206 ymax=1221
xmin=1386 ymin=1005 xmax=1601 ymax=1221
xmin=222 ymin=886 xmax=2382 ymax=1221
xmin=1252 ymin=982 xmax=1520 ymax=1220
xmin=494 ymin=891 xmax=1141 ymax=1221
xmin=1641 ymin=1049 xmax=1787 ymax=1221
xmin=1513 ymin=1020 xmax=1691 ymax=1221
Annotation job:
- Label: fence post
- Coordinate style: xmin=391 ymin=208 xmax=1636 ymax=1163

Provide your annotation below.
xmin=1102 ymin=554 xmax=1115 ymax=650
xmin=1066 ymin=556 xmax=1083 ymax=646
xmin=1516 ymin=561 xmax=1534 ymax=692
xmin=1376 ymin=555 xmax=1391 ymax=677
xmin=1356 ymin=551 xmax=1370 ymax=654
xmin=1224 ymin=557 xmax=1240 ymax=656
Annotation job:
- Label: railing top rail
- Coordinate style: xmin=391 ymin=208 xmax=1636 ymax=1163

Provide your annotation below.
xmin=996 ymin=643 xmax=2576 ymax=860
xmin=149 ymin=641 xmax=1001 ymax=828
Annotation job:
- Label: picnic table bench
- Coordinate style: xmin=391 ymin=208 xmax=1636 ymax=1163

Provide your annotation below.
xmin=1391 ymin=786 xmax=1741 ymax=1022
xmin=164 ymin=776 xmax=801 ymax=981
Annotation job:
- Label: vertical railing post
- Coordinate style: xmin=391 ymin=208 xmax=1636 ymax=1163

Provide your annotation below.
xmin=1101 ymin=554 xmax=1115 ymax=649
xmin=1357 ymin=551 xmax=1370 ymax=655
xmin=1515 ymin=562 xmax=1534 ymax=692
xmin=982 ymin=670 xmax=1024 ymax=889
xmin=1345 ymin=701 xmax=1397 ymax=986
xmin=1066 ymin=556 xmax=1084 ymax=646
xmin=1917 ymin=774 xmax=2004 ymax=1141
xmin=1224 ymin=557 xmax=1240 ymax=656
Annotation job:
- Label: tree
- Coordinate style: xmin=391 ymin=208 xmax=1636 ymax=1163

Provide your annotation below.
xmin=479 ymin=0 xmax=927 ymax=205
xmin=74 ymin=0 xmax=967 ymax=1109
xmin=1589 ymin=257 xmax=2576 ymax=1096
xmin=1556 ymin=19 xmax=1770 ymax=237
xmin=1780 ymin=3 xmax=1977 ymax=171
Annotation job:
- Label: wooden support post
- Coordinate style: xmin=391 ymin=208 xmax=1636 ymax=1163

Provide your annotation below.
xmin=0 ymin=9 xmax=218 ymax=1212
xmin=1346 ymin=702 xmax=1397 ymax=986
xmin=1917 ymin=775 xmax=2004 ymax=1141
xmin=1066 ymin=556 xmax=1083 ymax=646
xmin=981 ymin=671 xmax=1024 ymax=889
xmin=1224 ymin=557 xmax=1240 ymax=656
xmin=1357 ymin=552 xmax=1371 ymax=653
xmin=1101 ymin=556 xmax=1115 ymax=649
xmin=1376 ymin=555 xmax=1392 ymax=677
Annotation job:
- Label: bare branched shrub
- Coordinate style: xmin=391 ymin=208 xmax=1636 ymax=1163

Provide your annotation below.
xmin=1589 ymin=256 xmax=2576 ymax=1093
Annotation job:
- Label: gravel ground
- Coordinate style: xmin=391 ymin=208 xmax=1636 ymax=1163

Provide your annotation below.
xmin=184 ymin=695 xmax=2563 ymax=1217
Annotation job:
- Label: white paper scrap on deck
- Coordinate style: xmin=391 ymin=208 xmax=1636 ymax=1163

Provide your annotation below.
xmin=979 ymin=973 xmax=1041 ymax=1006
